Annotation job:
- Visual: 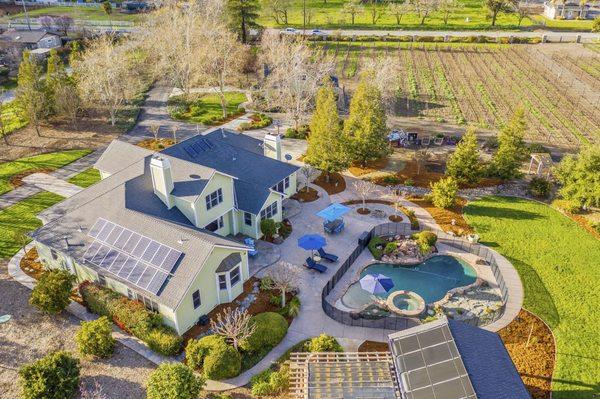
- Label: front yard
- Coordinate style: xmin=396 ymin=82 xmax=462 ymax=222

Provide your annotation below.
xmin=464 ymin=196 xmax=600 ymax=399
xmin=67 ymin=167 xmax=101 ymax=188
xmin=168 ymin=92 xmax=247 ymax=125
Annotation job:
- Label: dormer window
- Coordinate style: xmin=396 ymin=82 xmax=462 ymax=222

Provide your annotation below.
xmin=205 ymin=188 xmax=223 ymax=210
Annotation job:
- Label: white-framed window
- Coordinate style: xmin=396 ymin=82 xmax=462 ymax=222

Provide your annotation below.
xmin=218 ymin=274 xmax=227 ymax=290
xmin=244 ymin=212 xmax=252 ymax=226
xmin=260 ymin=201 xmax=278 ymax=220
xmin=230 ymin=266 xmax=241 ymax=286
xmin=205 ymin=188 xmax=223 ymax=210
xmin=272 ymin=177 xmax=290 ymax=193
xmin=205 ymin=216 xmax=224 ymax=232
xmin=192 ymin=290 xmax=201 ymax=309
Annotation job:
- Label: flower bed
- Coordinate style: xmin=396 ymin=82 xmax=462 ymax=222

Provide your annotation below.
xmin=78 ymin=281 xmax=182 ymax=356
xmin=237 ymin=113 xmax=272 ymax=131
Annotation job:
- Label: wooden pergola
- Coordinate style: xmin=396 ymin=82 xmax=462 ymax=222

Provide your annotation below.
xmin=289 ymin=351 xmax=400 ymax=399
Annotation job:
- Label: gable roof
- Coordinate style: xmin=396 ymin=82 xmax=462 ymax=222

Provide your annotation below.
xmin=94 ymin=140 xmax=154 ymax=176
xmin=1 ymin=29 xmax=59 ymax=44
xmin=215 ymin=252 xmax=242 ymax=273
xmin=32 ymin=157 xmax=246 ymax=310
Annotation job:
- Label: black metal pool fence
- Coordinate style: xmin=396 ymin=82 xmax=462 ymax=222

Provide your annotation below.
xmin=321 ymin=223 xmax=508 ymax=329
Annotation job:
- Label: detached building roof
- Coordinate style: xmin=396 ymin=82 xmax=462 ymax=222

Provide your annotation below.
xmin=0 ymin=29 xmax=59 ymax=44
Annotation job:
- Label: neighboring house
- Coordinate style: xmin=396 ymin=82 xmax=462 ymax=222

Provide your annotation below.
xmin=289 ymin=317 xmax=530 ymax=399
xmin=543 ymin=1 xmax=598 ymax=19
xmin=30 ymin=129 xmax=299 ymax=335
xmin=0 ymin=29 xmax=62 ymax=50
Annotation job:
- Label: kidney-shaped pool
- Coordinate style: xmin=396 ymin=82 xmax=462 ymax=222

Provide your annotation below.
xmin=340 ymin=255 xmax=477 ymax=310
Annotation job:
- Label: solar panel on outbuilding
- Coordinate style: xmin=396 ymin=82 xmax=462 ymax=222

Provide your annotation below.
xmin=83 ymin=218 xmax=182 ymax=295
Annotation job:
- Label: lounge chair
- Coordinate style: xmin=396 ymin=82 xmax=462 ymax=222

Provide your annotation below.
xmin=433 ymin=136 xmax=444 ymax=146
xmin=318 ymin=248 xmax=338 ymax=262
xmin=421 ymin=136 xmax=431 ymax=146
xmin=244 ymin=237 xmax=258 ymax=257
xmin=305 ymin=257 xmax=327 ymax=273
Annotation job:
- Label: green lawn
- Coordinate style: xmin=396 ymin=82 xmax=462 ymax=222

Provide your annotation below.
xmin=0 ymin=150 xmax=92 ymax=195
xmin=464 ymin=196 xmax=600 ymax=398
xmin=3 ymin=6 xmax=143 ymax=23
xmin=0 ymin=78 xmax=17 ymax=91
xmin=0 ymin=191 xmax=64 ymax=259
xmin=67 ymin=167 xmax=101 ymax=188
xmin=259 ymin=0 xmax=593 ymax=31
xmin=1 ymin=101 xmax=28 ymax=136
xmin=168 ymin=92 xmax=247 ymax=125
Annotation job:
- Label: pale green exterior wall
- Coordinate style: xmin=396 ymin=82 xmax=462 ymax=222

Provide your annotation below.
xmin=236 ymin=210 xmax=259 ymax=238
xmin=282 ymin=172 xmax=298 ymax=198
xmin=172 ymin=196 xmax=196 ymax=226
xmin=173 ymin=247 xmax=249 ymax=333
xmin=192 ymin=173 xmax=235 ymax=232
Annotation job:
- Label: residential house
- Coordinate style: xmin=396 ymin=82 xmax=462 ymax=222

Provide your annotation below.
xmin=31 ymin=129 xmax=299 ymax=335
xmin=543 ymin=1 xmax=598 ymax=19
xmin=0 ymin=29 xmax=62 ymax=50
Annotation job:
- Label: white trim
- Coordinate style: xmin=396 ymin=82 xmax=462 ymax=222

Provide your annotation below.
xmin=215 ymin=275 xmax=221 ymax=305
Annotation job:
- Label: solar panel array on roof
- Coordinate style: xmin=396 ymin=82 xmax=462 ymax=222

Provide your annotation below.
xmin=83 ymin=218 xmax=182 ymax=295
xmin=390 ymin=320 xmax=477 ymax=399
xmin=183 ymin=138 xmax=215 ymax=158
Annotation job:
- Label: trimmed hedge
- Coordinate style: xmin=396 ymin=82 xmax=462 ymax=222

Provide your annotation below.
xmin=147 ymin=363 xmax=204 ymax=399
xmin=75 ymin=316 xmax=115 ymax=358
xmin=79 ymin=282 xmax=182 ymax=356
xmin=185 ymin=334 xmax=227 ymax=370
xmin=19 ymin=351 xmax=80 ymax=399
xmin=203 ymin=343 xmax=242 ymax=380
xmin=243 ymin=312 xmax=288 ymax=353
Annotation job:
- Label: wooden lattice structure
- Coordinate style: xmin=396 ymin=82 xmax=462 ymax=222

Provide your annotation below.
xmin=528 ymin=153 xmax=553 ymax=178
xmin=289 ymin=351 xmax=401 ymax=399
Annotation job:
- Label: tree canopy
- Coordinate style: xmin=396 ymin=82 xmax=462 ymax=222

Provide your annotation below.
xmin=554 ymin=145 xmax=600 ymax=208
xmin=489 ymin=108 xmax=527 ymax=180
xmin=226 ymin=0 xmax=260 ymax=43
xmin=445 ymin=127 xmax=481 ymax=184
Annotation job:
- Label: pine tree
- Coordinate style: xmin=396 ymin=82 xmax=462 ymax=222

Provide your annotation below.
xmin=490 ymin=108 xmax=527 ymax=179
xmin=344 ymin=74 xmax=390 ymax=167
xmin=304 ymin=85 xmax=349 ymax=180
xmin=16 ymin=52 xmax=48 ymax=136
xmin=226 ymin=0 xmax=260 ymax=44
xmin=445 ymin=127 xmax=481 ymax=184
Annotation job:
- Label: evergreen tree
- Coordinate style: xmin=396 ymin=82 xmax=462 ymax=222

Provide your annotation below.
xmin=430 ymin=176 xmax=459 ymax=209
xmin=305 ymin=85 xmax=349 ymax=180
xmin=16 ymin=52 xmax=48 ymax=136
xmin=489 ymin=108 xmax=527 ymax=179
xmin=46 ymin=49 xmax=66 ymax=114
xmin=344 ymin=74 xmax=390 ymax=166
xmin=69 ymin=41 xmax=83 ymax=66
xmin=445 ymin=127 xmax=481 ymax=184
xmin=226 ymin=0 xmax=260 ymax=44
xmin=554 ymin=145 xmax=600 ymax=208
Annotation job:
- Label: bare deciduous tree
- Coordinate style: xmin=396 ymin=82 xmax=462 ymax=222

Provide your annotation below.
xmin=263 ymin=262 xmax=299 ymax=307
xmin=264 ymin=0 xmax=292 ymax=24
xmin=260 ymin=33 xmax=334 ymax=131
xmin=387 ymin=186 xmax=405 ymax=220
xmin=75 ymin=36 xmax=146 ymax=126
xmin=413 ymin=149 xmax=430 ymax=175
xmin=54 ymin=80 xmax=81 ymax=127
xmin=342 ymin=0 xmax=364 ymax=24
xmin=353 ymin=180 xmax=373 ymax=211
xmin=361 ymin=56 xmax=402 ymax=112
xmin=171 ymin=125 xmax=178 ymax=144
xmin=149 ymin=123 xmax=161 ymax=142
xmin=210 ymin=307 xmax=255 ymax=350
xmin=387 ymin=1 xmax=411 ymax=24
xmin=411 ymin=0 xmax=438 ymax=25
xmin=367 ymin=0 xmax=385 ymax=24
xmin=438 ymin=0 xmax=463 ymax=24
xmin=299 ymin=165 xmax=319 ymax=192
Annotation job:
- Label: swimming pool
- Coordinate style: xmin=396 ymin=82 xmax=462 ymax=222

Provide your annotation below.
xmin=340 ymin=255 xmax=477 ymax=310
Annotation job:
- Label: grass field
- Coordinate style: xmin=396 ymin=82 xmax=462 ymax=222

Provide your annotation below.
xmin=0 ymin=191 xmax=63 ymax=259
xmin=3 ymin=5 xmax=143 ymax=22
xmin=316 ymin=40 xmax=600 ymax=148
xmin=464 ymin=196 xmax=600 ymax=398
xmin=1 ymin=101 xmax=28 ymax=136
xmin=67 ymin=167 xmax=101 ymax=188
xmin=0 ymin=150 xmax=91 ymax=195
xmin=259 ymin=0 xmax=593 ymax=31
xmin=168 ymin=92 xmax=247 ymax=125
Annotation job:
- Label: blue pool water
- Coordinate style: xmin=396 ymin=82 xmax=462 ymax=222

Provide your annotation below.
xmin=340 ymin=255 xmax=477 ymax=310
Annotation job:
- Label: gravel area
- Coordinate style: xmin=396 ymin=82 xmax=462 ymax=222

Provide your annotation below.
xmin=0 ymin=261 xmax=154 ymax=399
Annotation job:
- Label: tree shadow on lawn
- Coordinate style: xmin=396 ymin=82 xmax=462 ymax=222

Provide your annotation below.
xmin=465 ymin=200 xmax=544 ymax=223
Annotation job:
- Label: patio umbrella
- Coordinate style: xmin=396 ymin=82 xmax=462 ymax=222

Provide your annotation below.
xmin=316 ymin=203 xmax=350 ymax=222
xmin=297 ymin=234 xmax=327 ymax=250
xmin=360 ymin=274 xmax=394 ymax=295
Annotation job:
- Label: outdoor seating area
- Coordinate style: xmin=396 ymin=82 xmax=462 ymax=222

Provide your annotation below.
xmin=387 ymin=129 xmax=460 ymax=149
xmin=317 ymin=203 xmax=350 ymax=235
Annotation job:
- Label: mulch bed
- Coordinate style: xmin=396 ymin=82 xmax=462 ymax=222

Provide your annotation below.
xmin=181 ymin=277 xmax=295 ymax=345
xmin=358 ymin=340 xmax=389 ymax=352
xmin=136 ymin=138 xmax=176 ymax=151
xmin=343 ymin=199 xmax=415 ymax=227
xmin=409 ymin=197 xmax=473 ymax=236
xmin=348 ymin=158 xmax=389 ymax=177
xmin=389 ymin=214 xmax=403 ymax=222
xmin=8 ymin=167 xmax=54 ymax=188
xmin=313 ymin=172 xmax=346 ymax=195
xmin=290 ymin=187 xmax=319 ymax=203
xmin=498 ymin=309 xmax=555 ymax=399
xmin=19 ymin=247 xmax=45 ymax=280
xmin=564 ymin=211 xmax=600 ymax=241
xmin=357 ymin=207 xmax=371 ymax=215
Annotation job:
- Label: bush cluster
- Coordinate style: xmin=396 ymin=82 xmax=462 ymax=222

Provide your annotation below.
xmin=412 ymin=231 xmax=438 ymax=254
xmin=79 ymin=282 xmax=182 ymax=356
xmin=307 ymin=334 xmax=343 ymax=353
xmin=281 ymin=296 xmax=301 ymax=318
xmin=19 ymin=351 xmax=80 ymax=399
xmin=243 ymin=312 xmax=288 ymax=353
xmin=186 ymin=334 xmax=241 ymax=380
xmin=75 ymin=316 xmax=115 ymax=358
xmin=238 ymin=113 xmax=272 ymax=130
xmin=367 ymin=235 xmax=386 ymax=259
xmin=529 ymin=177 xmax=553 ymax=199
xmin=146 ymin=363 xmax=204 ymax=399
xmin=285 ymin=125 xmax=310 ymax=139
xmin=29 ymin=269 xmax=76 ymax=314
xmin=250 ymin=365 xmax=290 ymax=397
xmin=260 ymin=218 xmax=277 ymax=238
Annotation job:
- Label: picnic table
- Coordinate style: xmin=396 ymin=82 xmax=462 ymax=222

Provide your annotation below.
xmin=324 ymin=218 xmax=344 ymax=234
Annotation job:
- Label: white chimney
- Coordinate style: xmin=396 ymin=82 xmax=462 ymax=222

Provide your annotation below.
xmin=150 ymin=155 xmax=174 ymax=208
xmin=263 ymin=133 xmax=282 ymax=161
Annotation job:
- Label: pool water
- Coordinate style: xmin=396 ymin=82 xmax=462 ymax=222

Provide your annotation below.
xmin=340 ymin=255 xmax=477 ymax=310
xmin=392 ymin=294 xmax=421 ymax=311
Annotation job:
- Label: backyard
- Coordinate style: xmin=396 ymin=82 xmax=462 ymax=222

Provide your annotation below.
xmin=258 ymin=0 xmax=594 ymax=31
xmin=167 ymin=92 xmax=248 ymax=125
xmin=315 ymin=41 xmax=600 ymax=148
xmin=464 ymin=196 xmax=600 ymax=398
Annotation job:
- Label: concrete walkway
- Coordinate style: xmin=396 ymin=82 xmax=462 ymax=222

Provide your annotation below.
xmin=22 ymin=173 xmax=83 ymax=198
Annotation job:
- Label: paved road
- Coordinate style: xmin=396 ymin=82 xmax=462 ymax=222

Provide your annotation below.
xmin=22 ymin=173 xmax=83 ymax=198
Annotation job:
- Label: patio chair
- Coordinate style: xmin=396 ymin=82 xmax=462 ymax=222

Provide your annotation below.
xmin=305 ymin=257 xmax=328 ymax=273
xmin=433 ymin=136 xmax=444 ymax=146
xmin=244 ymin=237 xmax=258 ymax=257
xmin=324 ymin=219 xmax=344 ymax=234
xmin=318 ymin=247 xmax=338 ymax=262
xmin=421 ymin=136 xmax=431 ymax=146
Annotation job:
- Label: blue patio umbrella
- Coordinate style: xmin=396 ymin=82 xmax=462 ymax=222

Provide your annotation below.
xmin=297 ymin=234 xmax=327 ymax=250
xmin=316 ymin=203 xmax=350 ymax=222
xmin=360 ymin=274 xmax=394 ymax=295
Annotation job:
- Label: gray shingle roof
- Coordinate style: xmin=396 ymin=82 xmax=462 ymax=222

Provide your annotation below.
xmin=94 ymin=140 xmax=154 ymax=176
xmin=32 ymin=157 xmax=246 ymax=310
xmin=1 ymin=29 xmax=59 ymax=44
xmin=215 ymin=252 xmax=242 ymax=273
xmin=234 ymin=179 xmax=272 ymax=214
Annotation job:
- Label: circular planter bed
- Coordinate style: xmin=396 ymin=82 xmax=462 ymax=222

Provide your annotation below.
xmin=357 ymin=208 xmax=371 ymax=215
xmin=388 ymin=214 xmax=403 ymax=222
xmin=290 ymin=187 xmax=319 ymax=203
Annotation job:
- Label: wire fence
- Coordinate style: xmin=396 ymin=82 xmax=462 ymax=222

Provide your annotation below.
xmin=321 ymin=223 xmax=508 ymax=330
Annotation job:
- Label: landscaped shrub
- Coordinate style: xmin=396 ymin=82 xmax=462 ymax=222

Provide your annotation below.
xmin=285 ymin=125 xmax=309 ymax=139
xmin=146 ymin=363 xmax=204 ymax=399
xmin=281 ymin=296 xmax=301 ymax=318
xmin=238 ymin=113 xmax=273 ymax=130
xmin=186 ymin=334 xmax=227 ymax=370
xmin=368 ymin=236 xmax=386 ymax=259
xmin=250 ymin=365 xmax=290 ymax=396
xmin=203 ymin=343 xmax=242 ymax=380
xmin=78 ymin=282 xmax=182 ymax=356
xmin=552 ymin=199 xmax=581 ymax=214
xmin=29 ymin=269 xmax=76 ymax=314
xmin=19 ymin=351 xmax=80 ymax=399
xmin=75 ymin=316 xmax=115 ymax=358
xmin=529 ymin=177 xmax=552 ymax=198
xmin=243 ymin=312 xmax=288 ymax=353
xmin=430 ymin=177 xmax=458 ymax=209
xmin=384 ymin=242 xmax=397 ymax=255
xmin=260 ymin=218 xmax=277 ymax=239
xmin=307 ymin=334 xmax=343 ymax=352
xmin=412 ymin=231 xmax=438 ymax=254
